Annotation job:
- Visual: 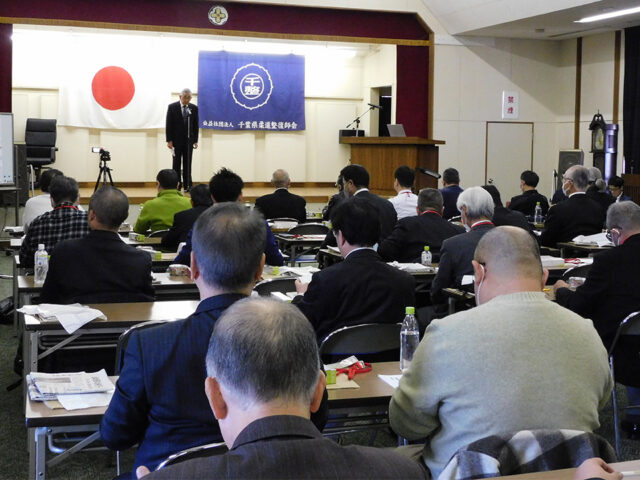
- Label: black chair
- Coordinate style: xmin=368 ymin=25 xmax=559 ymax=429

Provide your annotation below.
xmin=561 ymin=264 xmax=592 ymax=282
xmin=319 ymin=323 xmax=401 ymax=364
xmin=156 ymin=441 xmax=228 ymax=470
xmin=115 ymin=321 xmax=167 ymax=374
xmin=147 ymin=229 xmax=170 ymax=238
xmin=267 ymin=217 xmax=299 ymax=224
xmin=25 ymin=118 xmax=58 ymax=192
xmin=608 ymin=311 xmax=640 ymax=457
xmin=253 ymin=277 xmax=298 ymax=297
xmin=288 ymin=223 xmax=329 ymax=235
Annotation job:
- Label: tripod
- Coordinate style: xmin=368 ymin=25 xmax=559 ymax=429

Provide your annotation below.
xmin=94 ymin=158 xmax=114 ymax=191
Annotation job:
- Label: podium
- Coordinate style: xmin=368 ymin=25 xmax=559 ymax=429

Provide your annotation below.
xmin=339 ymin=136 xmax=444 ymax=196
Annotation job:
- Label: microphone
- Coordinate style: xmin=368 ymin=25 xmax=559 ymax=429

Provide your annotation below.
xmin=368 ymin=103 xmax=382 ymax=109
xmin=186 ymin=108 xmax=192 ymax=115
xmin=416 ymin=167 xmax=441 ymax=179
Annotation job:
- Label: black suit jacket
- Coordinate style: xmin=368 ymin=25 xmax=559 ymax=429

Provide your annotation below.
xmin=492 ymin=206 xmax=533 ymax=233
xmin=540 ymin=193 xmax=606 ymax=247
xmin=508 ymin=190 xmax=549 ymax=216
xmin=378 ymin=212 xmax=465 ymax=263
xmin=431 ymin=223 xmax=494 ymax=303
xmin=586 ymin=188 xmax=615 ymax=215
xmin=293 ymin=249 xmax=415 ymax=341
xmin=160 ymin=204 xmax=209 ymax=251
xmin=440 ymin=185 xmax=464 ymax=219
xmin=255 ymin=189 xmax=307 ymax=223
xmin=555 ymin=234 xmax=640 ymax=382
xmin=165 ymin=101 xmax=199 ymax=147
xmin=355 ymin=190 xmax=398 ymax=242
xmin=148 ymin=415 xmax=427 ymax=480
xmin=39 ymin=230 xmax=154 ymax=304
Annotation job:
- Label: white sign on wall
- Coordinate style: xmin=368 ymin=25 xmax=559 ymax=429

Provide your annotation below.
xmin=502 ymin=90 xmax=519 ymax=119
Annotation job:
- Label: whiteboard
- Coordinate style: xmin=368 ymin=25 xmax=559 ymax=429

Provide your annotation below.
xmin=0 ymin=113 xmax=15 ymax=186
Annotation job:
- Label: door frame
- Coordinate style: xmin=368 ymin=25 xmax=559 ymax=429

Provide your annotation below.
xmin=484 ymin=121 xmax=534 ymax=184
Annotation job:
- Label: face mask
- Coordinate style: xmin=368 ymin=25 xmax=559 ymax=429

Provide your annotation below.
xmin=474 ymin=264 xmax=485 ymax=306
xmin=562 ymin=179 xmax=571 ymax=197
xmin=464 ymin=224 xmax=471 ymax=232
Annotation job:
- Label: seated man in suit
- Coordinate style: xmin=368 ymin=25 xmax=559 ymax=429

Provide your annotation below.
xmin=378 ymin=188 xmax=464 ymax=263
xmin=391 ymin=227 xmax=611 ymax=479
xmin=508 ymin=169 xmax=549 ymax=217
xmin=293 ymin=197 xmax=414 ymax=341
xmin=39 ymin=186 xmax=154 ymax=304
xmin=134 ymin=169 xmax=191 ymax=234
xmin=322 ymin=175 xmax=345 ymax=221
xmin=586 ymin=167 xmax=615 ymax=214
xmin=439 ymin=167 xmax=464 ymax=220
xmin=541 ymin=165 xmax=606 ymax=248
xmin=254 ymin=169 xmax=307 ymax=222
xmin=608 ymin=175 xmax=633 ymax=203
xmin=173 ymin=168 xmax=284 ymax=267
xmin=482 ymin=185 xmax=532 ymax=233
xmin=22 ymin=168 xmax=63 ymax=230
xmin=431 ymin=186 xmax=495 ymax=304
xmin=19 ymin=175 xmax=90 ymax=268
xmin=160 ymin=184 xmax=212 ymax=251
xmin=388 ymin=165 xmax=418 ymax=220
xmin=554 ymin=201 xmax=640 ymax=433
xmin=137 ymin=298 xmax=426 ymax=480
xmin=101 ymin=203 xmax=269 ymax=475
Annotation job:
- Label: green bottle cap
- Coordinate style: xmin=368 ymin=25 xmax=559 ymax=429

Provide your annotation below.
xmin=424 ymin=246 xmax=430 ymax=251
xmin=536 ymin=201 xmax=540 ymax=205
xmin=405 ymin=306 xmax=415 ymax=314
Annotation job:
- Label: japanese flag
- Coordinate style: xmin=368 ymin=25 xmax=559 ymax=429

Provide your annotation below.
xmin=58 ymin=46 xmax=169 ymax=129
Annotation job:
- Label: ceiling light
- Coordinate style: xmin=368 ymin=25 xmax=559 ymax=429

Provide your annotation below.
xmin=576 ymin=6 xmax=640 ymax=23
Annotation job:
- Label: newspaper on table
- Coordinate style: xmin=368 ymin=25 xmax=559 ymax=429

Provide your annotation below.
xmin=18 ymin=303 xmax=106 ymax=334
xmin=572 ymin=232 xmax=613 ymax=247
xmin=387 ymin=262 xmax=436 ymax=274
xmin=29 ymin=369 xmax=113 ymax=396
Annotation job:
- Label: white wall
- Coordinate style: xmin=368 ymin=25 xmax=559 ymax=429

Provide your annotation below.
xmin=432 ymin=31 xmax=623 ymax=199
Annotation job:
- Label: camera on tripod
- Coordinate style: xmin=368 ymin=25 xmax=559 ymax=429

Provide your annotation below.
xmin=91 ymin=147 xmax=114 ymax=191
xmin=91 ymin=147 xmax=111 ymax=162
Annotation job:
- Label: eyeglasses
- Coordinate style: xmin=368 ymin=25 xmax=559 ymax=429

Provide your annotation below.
xmin=606 ymin=229 xmax=620 ymax=242
xmin=562 ymin=176 xmax=573 ymax=183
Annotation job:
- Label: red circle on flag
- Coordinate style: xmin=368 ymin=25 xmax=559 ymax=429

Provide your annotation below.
xmin=91 ymin=66 xmax=135 ymax=111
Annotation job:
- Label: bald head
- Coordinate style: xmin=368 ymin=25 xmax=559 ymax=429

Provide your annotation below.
xmin=474 ymin=226 xmax=543 ymax=280
xmin=272 ymin=169 xmax=290 ymax=189
xmin=564 ymin=165 xmax=590 ymax=191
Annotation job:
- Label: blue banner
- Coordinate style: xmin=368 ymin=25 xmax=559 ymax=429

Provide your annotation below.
xmin=198 ymin=51 xmax=305 ymax=131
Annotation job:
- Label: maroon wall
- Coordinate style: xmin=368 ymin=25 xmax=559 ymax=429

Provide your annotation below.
xmin=0 ymin=24 xmax=12 ymax=113
xmin=396 ymin=45 xmax=430 ymax=137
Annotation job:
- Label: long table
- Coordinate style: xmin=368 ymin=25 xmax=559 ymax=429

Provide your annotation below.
xmin=25 ymin=362 xmax=399 ymax=480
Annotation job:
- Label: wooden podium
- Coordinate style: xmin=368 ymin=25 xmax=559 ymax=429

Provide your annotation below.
xmin=339 ymin=137 xmax=444 ymax=196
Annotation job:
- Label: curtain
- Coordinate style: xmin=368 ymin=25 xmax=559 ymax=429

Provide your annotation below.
xmin=624 ymin=26 xmax=640 ymax=174
xmin=0 ymin=23 xmax=12 ymax=113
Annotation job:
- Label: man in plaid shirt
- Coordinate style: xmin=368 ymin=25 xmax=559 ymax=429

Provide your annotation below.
xmin=19 ymin=175 xmax=90 ymax=268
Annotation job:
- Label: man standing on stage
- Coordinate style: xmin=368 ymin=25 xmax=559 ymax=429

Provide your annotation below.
xmin=166 ymin=88 xmax=199 ymax=192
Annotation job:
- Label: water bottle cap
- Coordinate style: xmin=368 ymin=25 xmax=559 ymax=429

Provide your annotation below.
xmin=536 ymin=201 xmax=540 ymax=205
xmin=405 ymin=306 xmax=415 ymax=314
xmin=424 ymin=246 xmax=429 ymax=251
xmin=38 ymin=244 xmax=45 ymax=250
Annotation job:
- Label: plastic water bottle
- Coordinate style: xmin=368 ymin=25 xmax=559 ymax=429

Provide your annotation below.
xmin=534 ymin=202 xmax=543 ymax=223
xmin=34 ymin=244 xmax=49 ymax=285
xmin=400 ymin=306 xmax=419 ymax=372
xmin=421 ymin=246 xmax=432 ymax=266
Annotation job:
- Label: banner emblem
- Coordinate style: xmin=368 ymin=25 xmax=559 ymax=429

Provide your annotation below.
xmin=230 ymin=63 xmax=273 ymax=110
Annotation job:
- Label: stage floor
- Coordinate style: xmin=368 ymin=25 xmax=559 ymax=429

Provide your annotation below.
xmin=76 ymin=185 xmax=337 ymax=205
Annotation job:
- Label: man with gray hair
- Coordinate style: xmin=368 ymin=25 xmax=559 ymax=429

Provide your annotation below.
xmin=166 ymin=87 xmax=199 ymax=191
xmin=101 ymin=203 xmax=267 ymax=475
xmin=391 ymin=226 xmax=611 ymax=479
xmin=430 ymin=186 xmax=494 ymax=304
xmin=379 ymin=188 xmax=464 ymax=263
xmin=541 ymin=165 xmax=605 ymax=247
xmin=137 ymin=298 xmax=427 ymax=479
xmin=554 ymin=201 xmax=640 ymax=432
xmin=254 ymin=168 xmax=307 ymax=222
xmin=40 ymin=186 xmax=154 ymax=304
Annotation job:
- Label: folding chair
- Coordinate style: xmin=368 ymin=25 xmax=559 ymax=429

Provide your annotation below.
xmin=253 ymin=277 xmax=298 ymax=297
xmin=155 ymin=441 xmax=227 ymax=470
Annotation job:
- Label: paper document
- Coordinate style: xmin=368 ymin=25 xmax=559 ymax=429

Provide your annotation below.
xmin=540 ymin=255 xmax=565 ymax=268
xmin=572 ymin=232 xmax=613 ymax=247
xmin=18 ymin=303 xmax=106 ymax=334
xmin=378 ymin=374 xmax=402 ymax=389
xmin=57 ymin=391 xmax=114 ymax=411
xmin=29 ymin=369 xmax=114 ymax=395
xmin=324 ymin=356 xmax=360 ymax=371
xmin=461 ymin=275 xmax=474 ymax=286
xmin=388 ymin=262 xmax=436 ymax=274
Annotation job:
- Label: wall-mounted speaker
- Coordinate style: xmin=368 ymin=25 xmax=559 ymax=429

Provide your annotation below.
xmin=557 ymin=149 xmax=584 ymax=190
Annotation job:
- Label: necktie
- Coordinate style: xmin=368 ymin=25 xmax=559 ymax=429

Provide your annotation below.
xmin=182 ymin=106 xmax=188 ymax=120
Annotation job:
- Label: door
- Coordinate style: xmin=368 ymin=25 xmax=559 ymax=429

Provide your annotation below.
xmin=485 ymin=122 xmax=534 ymax=205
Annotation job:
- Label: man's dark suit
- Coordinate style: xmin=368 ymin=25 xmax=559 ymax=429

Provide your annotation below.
xmin=101 ymin=294 xmax=245 ymax=472
xmin=378 ymin=211 xmax=464 ymax=263
xmin=293 ymin=249 xmax=415 ymax=341
xmin=440 ymin=185 xmax=464 ymax=219
xmin=147 ymin=415 xmax=427 ymax=479
xmin=431 ymin=223 xmax=494 ymax=303
xmin=492 ymin=206 xmax=533 ymax=233
xmin=508 ymin=189 xmax=549 ymax=216
xmin=540 ymin=193 xmax=606 ymax=247
xmin=587 ymin=188 xmax=615 ymax=215
xmin=39 ymin=230 xmax=154 ymax=304
xmin=160 ymin=204 xmax=209 ymax=252
xmin=355 ymin=190 xmax=397 ymax=242
xmin=255 ymin=188 xmax=307 ymax=222
xmin=556 ymin=234 xmax=640 ymax=367
xmin=166 ymin=101 xmax=199 ymax=189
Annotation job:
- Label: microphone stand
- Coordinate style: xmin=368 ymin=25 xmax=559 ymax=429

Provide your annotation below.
xmin=346 ymin=105 xmax=377 ymax=137
xmin=186 ymin=108 xmax=192 ymax=191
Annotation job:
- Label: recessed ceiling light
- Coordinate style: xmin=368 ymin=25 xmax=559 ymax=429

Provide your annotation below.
xmin=576 ymin=6 xmax=640 ymax=23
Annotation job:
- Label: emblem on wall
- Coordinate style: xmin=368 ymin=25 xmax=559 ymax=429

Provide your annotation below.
xmin=208 ymin=6 xmax=229 ymax=26
xmin=229 ymin=63 xmax=274 ymax=110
